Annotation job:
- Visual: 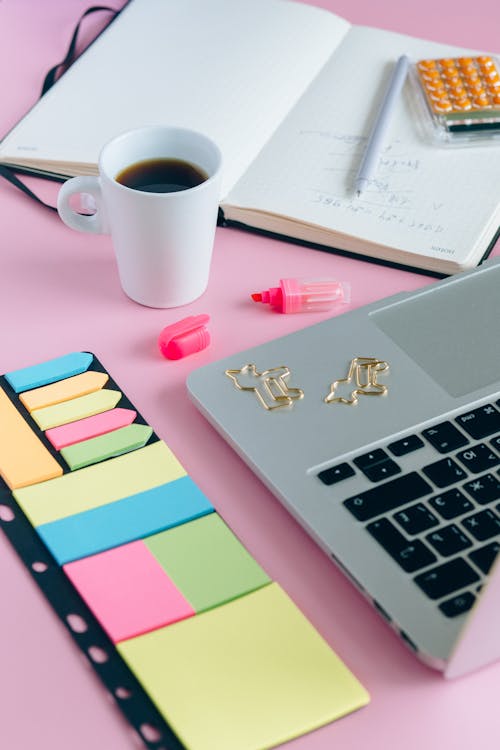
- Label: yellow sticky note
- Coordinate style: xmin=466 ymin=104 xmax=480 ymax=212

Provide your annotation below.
xmin=118 ymin=583 xmax=369 ymax=750
xmin=19 ymin=371 xmax=109 ymax=412
xmin=30 ymin=389 xmax=122 ymax=430
xmin=13 ymin=441 xmax=186 ymax=526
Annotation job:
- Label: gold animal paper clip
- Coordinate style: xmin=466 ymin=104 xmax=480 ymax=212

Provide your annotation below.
xmin=225 ymin=364 xmax=304 ymax=411
xmin=324 ymin=357 xmax=389 ymax=405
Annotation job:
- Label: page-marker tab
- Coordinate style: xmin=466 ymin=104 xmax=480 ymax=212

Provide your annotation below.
xmin=45 ymin=408 xmax=137 ymax=450
xmin=0 ymin=387 xmax=62 ymax=489
xmin=4 ymin=352 xmax=93 ymax=393
xmin=31 ymin=389 xmax=122 ymax=430
xmin=61 ymin=424 xmax=153 ymax=470
xmin=20 ymin=371 xmax=109 ymax=412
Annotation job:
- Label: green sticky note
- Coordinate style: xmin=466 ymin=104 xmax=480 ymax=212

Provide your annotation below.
xmin=61 ymin=424 xmax=153 ymax=470
xmin=145 ymin=513 xmax=270 ymax=612
xmin=118 ymin=583 xmax=369 ymax=750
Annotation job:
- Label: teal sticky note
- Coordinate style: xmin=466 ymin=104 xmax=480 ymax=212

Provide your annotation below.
xmin=37 ymin=477 xmax=214 ymax=564
xmin=5 ymin=352 xmax=93 ymax=393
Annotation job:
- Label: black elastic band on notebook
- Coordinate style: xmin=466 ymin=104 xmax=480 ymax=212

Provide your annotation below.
xmin=40 ymin=5 xmax=119 ymax=97
xmin=0 ymin=165 xmax=58 ymax=212
xmin=1 ymin=5 xmax=119 ymax=211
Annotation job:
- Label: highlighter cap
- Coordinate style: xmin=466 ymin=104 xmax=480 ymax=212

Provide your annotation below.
xmin=158 ymin=315 xmax=211 ymax=360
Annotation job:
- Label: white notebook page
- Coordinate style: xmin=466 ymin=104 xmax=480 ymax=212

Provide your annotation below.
xmin=0 ymin=0 xmax=350 ymax=197
xmin=225 ymin=26 xmax=500 ymax=265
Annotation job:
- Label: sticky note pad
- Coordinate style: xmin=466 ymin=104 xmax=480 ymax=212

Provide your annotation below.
xmin=0 ymin=386 xmax=62 ymax=489
xmin=31 ymin=389 xmax=122 ymax=430
xmin=19 ymin=371 xmax=109 ymax=412
xmin=13 ymin=440 xmax=186 ymax=526
xmin=37 ymin=477 xmax=214 ymax=564
xmin=61 ymin=424 xmax=153 ymax=470
xmin=145 ymin=514 xmax=271 ymax=612
xmin=64 ymin=541 xmax=195 ymax=643
xmin=118 ymin=583 xmax=369 ymax=750
xmin=45 ymin=408 xmax=137 ymax=449
xmin=5 ymin=352 xmax=93 ymax=393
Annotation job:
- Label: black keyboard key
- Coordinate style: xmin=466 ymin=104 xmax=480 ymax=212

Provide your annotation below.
xmin=439 ymin=592 xmax=476 ymax=618
xmin=462 ymin=473 xmax=500 ymax=504
xmin=353 ymin=449 xmax=401 ymax=483
xmin=414 ymin=558 xmax=479 ymax=600
xmin=353 ymin=449 xmax=387 ymax=469
xmin=393 ymin=503 xmax=439 ymax=535
xmin=462 ymin=509 xmax=500 ymax=541
xmin=388 ymin=435 xmax=424 ymax=457
xmin=422 ymin=421 xmax=469 ymax=453
xmin=318 ymin=462 xmax=355 ymax=486
xmin=344 ymin=472 xmax=432 ymax=522
xmin=456 ymin=444 xmax=500 ymax=474
xmin=423 ymin=457 xmax=467 ymax=488
xmin=361 ymin=460 xmax=401 ymax=483
xmin=429 ymin=489 xmax=474 ymax=520
xmin=469 ymin=541 xmax=500 ymax=574
xmin=425 ymin=524 xmax=472 ymax=556
xmin=490 ymin=435 xmax=500 ymax=453
xmin=456 ymin=404 xmax=500 ymax=440
xmin=367 ymin=518 xmax=437 ymax=572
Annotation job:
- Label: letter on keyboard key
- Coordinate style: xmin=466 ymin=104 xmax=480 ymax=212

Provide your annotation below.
xmin=344 ymin=472 xmax=432 ymax=521
xmin=414 ymin=558 xmax=479 ymax=600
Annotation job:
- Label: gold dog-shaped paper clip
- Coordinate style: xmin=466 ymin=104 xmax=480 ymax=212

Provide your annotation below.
xmin=324 ymin=357 xmax=389 ymax=405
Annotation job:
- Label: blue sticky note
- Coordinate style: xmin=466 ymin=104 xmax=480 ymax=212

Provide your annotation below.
xmin=5 ymin=352 xmax=93 ymax=393
xmin=37 ymin=476 xmax=214 ymax=565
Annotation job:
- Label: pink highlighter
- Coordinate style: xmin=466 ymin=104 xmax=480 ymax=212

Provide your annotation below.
xmin=251 ymin=278 xmax=350 ymax=313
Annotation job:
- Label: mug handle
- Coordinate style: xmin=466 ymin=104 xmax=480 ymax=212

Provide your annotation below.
xmin=57 ymin=176 xmax=110 ymax=234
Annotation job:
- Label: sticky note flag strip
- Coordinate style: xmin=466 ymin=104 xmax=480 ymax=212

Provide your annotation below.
xmin=0 ymin=352 xmax=369 ymax=750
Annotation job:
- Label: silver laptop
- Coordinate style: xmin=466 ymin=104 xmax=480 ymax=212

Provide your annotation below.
xmin=187 ymin=257 xmax=500 ymax=678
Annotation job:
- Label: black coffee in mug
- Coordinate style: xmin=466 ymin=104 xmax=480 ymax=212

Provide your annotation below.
xmin=116 ymin=157 xmax=208 ymax=193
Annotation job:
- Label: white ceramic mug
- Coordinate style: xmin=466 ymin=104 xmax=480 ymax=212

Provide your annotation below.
xmin=57 ymin=126 xmax=222 ymax=308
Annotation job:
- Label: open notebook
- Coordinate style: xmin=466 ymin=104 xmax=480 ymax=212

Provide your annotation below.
xmin=1 ymin=0 xmax=500 ymax=275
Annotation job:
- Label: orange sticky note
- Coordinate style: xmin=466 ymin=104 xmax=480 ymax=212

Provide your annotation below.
xmin=0 ymin=386 xmax=62 ymax=489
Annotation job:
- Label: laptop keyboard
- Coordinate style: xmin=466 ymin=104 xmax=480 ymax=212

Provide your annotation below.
xmin=317 ymin=400 xmax=500 ymax=619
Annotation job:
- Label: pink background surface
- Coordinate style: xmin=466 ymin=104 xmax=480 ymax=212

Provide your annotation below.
xmin=0 ymin=2 xmax=499 ymax=749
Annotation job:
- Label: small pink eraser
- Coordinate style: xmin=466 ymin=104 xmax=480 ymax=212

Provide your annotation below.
xmin=158 ymin=314 xmax=210 ymax=360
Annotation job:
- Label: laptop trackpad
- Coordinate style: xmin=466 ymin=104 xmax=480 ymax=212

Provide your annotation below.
xmin=371 ymin=270 xmax=500 ymax=398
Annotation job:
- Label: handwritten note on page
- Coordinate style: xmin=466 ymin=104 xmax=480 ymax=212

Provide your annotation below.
xmin=224 ymin=26 xmax=500 ymax=268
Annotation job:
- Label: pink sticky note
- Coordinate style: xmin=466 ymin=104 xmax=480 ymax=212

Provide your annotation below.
xmin=45 ymin=408 xmax=137 ymax=449
xmin=63 ymin=541 xmax=194 ymax=643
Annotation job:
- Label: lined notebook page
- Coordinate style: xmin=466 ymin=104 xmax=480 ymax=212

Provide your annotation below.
xmin=0 ymin=0 xmax=350 ymax=197
xmin=225 ymin=26 xmax=500 ymax=266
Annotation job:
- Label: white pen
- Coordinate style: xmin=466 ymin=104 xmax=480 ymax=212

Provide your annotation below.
xmin=355 ymin=54 xmax=410 ymax=196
